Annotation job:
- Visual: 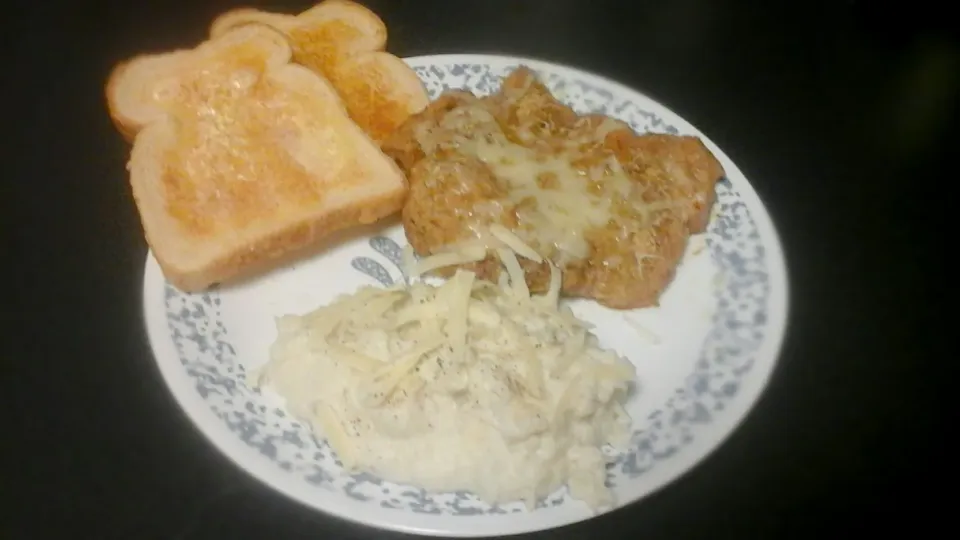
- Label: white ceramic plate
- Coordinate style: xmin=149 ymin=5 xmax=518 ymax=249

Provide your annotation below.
xmin=143 ymin=54 xmax=789 ymax=537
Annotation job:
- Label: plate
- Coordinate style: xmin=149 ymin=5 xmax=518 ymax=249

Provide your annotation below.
xmin=143 ymin=54 xmax=789 ymax=536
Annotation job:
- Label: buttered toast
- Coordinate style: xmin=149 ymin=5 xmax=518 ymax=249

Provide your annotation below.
xmin=209 ymin=0 xmax=428 ymax=143
xmin=106 ymin=25 xmax=407 ymax=292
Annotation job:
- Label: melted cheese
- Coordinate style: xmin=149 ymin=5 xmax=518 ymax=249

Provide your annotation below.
xmin=461 ymin=133 xmax=619 ymax=261
xmin=418 ymin=101 xmax=643 ymax=264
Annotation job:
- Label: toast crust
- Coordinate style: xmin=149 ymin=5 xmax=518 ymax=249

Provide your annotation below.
xmin=157 ymin=188 xmax=405 ymax=292
xmin=106 ymin=24 xmax=407 ymax=292
xmin=209 ymin=0 xmax=428 ymax=143
xmin=106 ymin=61 xmax=139 ymax=142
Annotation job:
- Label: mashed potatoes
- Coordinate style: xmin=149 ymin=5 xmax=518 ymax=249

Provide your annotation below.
xmin=251 ymin=245 xmax=636 ymax=510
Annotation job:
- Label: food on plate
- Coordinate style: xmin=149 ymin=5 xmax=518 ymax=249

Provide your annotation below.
xmin=252 ymin=242 xmax=637 ymax=510
xmin=209 ymin=0 xmax=429 ymax=143
xmin=105 ymin=24 xmax=406 ymax=292
xmin=382 ymin=67 xmax=726 ymax=309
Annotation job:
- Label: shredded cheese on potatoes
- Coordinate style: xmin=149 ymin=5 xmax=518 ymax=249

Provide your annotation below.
xmin=251 ymin=235 xmax=637 ymax=510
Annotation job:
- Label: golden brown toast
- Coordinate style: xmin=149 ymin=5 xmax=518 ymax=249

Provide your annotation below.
xmin=209 ymin=0 xmax=429 ymax=143
xmin=382 ymin=67 xmax=725 ymax=310
xmin=106 ymin=25 xmax=407 ymax=292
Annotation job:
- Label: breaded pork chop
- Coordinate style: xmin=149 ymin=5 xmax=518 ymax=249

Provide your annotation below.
xmin=381 ymin=67 xmax=725 ymax=309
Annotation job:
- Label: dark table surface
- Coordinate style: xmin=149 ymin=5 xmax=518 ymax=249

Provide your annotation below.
xmin=8 ymin=0 xmax=952 ymax=538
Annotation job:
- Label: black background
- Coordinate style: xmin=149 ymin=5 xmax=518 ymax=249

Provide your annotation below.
xmin=7 ymin=0 xmax=952 ymax=538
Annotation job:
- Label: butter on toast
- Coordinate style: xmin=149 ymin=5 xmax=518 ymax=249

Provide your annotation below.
xmin=106 ymin=25 xmax=407 ymax=292
xmin=209 ymin=0 xmax=428 ymax=143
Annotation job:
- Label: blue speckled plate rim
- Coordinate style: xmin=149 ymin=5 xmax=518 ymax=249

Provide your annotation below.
xmin=140 ymin=54 xmax=790 ymax=537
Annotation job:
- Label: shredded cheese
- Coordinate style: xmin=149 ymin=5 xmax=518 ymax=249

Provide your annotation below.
xmin=313 ymin=403 xmax=357 ymax=470
xmin=625 ymin=316 xmax=661 ymax=345
xmin=497 ymin=247 xmax=529 ymax=299
xmin=445 ymin=270 xmax=475 ymax=366
xmin=411 ymin=245 xmax=487 ymax=278
xmin=254 ymin=240 xmax=638 ymax=512
xmin=489 ymin=224 xmax=543 ymax=263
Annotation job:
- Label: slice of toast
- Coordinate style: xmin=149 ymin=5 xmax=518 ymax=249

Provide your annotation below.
xmin=209 ymin=0 xmax=429 ymax=143
xmin=106 ymin=24 xmax=407 ymax=292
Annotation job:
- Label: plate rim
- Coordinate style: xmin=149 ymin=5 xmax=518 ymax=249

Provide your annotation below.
xmin=141 ymin=52 xmax=791 ymax=537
